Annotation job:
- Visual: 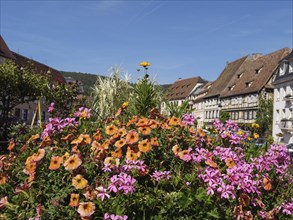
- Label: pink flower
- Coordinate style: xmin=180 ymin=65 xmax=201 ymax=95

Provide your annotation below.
xmin=96 ymin=186 xmax=110 ymax=201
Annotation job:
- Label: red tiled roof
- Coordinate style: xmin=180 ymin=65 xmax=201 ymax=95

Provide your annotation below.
xmin=12 ymin=52 xmax=65 ymax=83
xmin=0 ymin=35 xmax=15 ymax=60
xmin=205 ymin=56 xmax=249 ymax=98
xmin=220 ymin=48 xmax=291 ymax=97
xmin=166 ymin=76 xmax=208 ymax=100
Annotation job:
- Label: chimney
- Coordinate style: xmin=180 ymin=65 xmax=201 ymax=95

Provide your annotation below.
xmin=252 ymin=53 xmax=262 ymax=60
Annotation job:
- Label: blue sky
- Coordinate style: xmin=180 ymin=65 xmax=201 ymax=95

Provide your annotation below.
xmin=0 ymin=0 xmax=292 ymax=84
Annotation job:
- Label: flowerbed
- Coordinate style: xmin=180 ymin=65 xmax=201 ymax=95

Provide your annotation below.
xmin=0 ymin=106 xmax=292 ymax=219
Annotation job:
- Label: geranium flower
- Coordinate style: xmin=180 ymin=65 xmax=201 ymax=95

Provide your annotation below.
xmin=114 ymin=139 xmax=126 ymax=148
xmin=77 ymin=202 xmax=95 ymax=217
xmin=104 ymin=213 xmax=128 ymax=220
xmin=96 ymin=186 xmax=110 ymax=201
xmin=106 ymin=124 xmax=118 ymax=136
xmin=138 ymin=127 xmax=151 ymax=135
xmin=64 ymin=154 xmax=82 ymax=171
xmin=49 ymin=156 xmax=62 ymax=170
xmin=72 ymin=174 xmax=88 ymax=189
xmin=48 ymin=102 xmax=55 ymax=113
xmin=126 ymin=130 xmax=139 ymax=145
xmin=138 ymin=139 xmax=152 ymax=153
xmin=0 ymin=174 xmax=7 ymax=185
xmin=32 ymin=149 xmax=45 ymax=162
xmin=69 ymin=193 xmax=79 ymax=207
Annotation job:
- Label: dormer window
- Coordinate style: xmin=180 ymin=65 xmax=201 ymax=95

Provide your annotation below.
xmin=228 ymin=85 xmax=235 ymax=91
xmin=246 ymin=81 xmax=253 ymax=87
xmin=255 ymin=67 xmax=262 ymax=74
xmin=237 ymin=73 xmax=243 ymax=78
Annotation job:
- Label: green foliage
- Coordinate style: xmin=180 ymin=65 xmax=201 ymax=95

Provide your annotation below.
xmin=129 ymin=74 xmax=163 ymax=117
xmin=0 ymin=61 xmax=49 ymax=139
xmin=44 ymin=82 xmax=79 ymax=118
xmin=164 ymin=100 xmax=191 ymax=117
xmin=91 ymin=67 xmax=132 ymax=120
xmin=61 ymin=71 xmax=106 ymax=95
xmin=256 ymin=95 xmax=273 ymax=137
xmin=219 ymin=111 xmax=230 ymax=123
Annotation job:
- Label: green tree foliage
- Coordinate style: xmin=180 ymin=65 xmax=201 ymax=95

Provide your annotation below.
xmin=61 ymin=71 xmax=106 ymax=95
xmin=255 ymin=95 xmax=273 ymax=137
xmin=44 ymin=82 xmax=80 ymax=118
xmin=129 ymin=74 xmax=163 ymax=117
xmin=220 ymin=111 xmax=230 ymax=123
xmin=0 ymin=61 xmax=48 ymax=139
xmin=91 ymin=67 xmax=132 ymax=120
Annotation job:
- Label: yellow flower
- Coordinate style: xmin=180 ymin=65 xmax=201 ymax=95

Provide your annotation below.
xmin=72 ymin=174 xmax=88 ymax=189
xmin=138 ymin=139 xmax=152 ymax=153
xmin=122 ymin=101 xmax=129 ymax=108
xmin=237 ymin=130 xmax=244 ymax=135
xmin=252 ymin=123 xmax=260 ymax=129
xmin=77 ymin=202 xmax=95 ymax=217
xmin=105 ymin=124 xmax=118 ymax=136
xmin=139 ymin=61 xmax=151 ymax=67
xmin=64 ymin=154 xmax=82 ymax=171
xmin=253 ymin=133 xmax=259 ymax=139
xmin=69 ymin=193 xmax=80 ymax=207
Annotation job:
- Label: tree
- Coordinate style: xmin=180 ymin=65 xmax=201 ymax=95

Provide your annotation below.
xmin=220 ymin=111 xmax=230 ymax=123
xmin=0 ymin=61 xmax=49 ymax=139
xmin=255 ymin=95 xmax=273 ymax=137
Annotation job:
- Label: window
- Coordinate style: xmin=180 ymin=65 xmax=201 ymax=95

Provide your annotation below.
xmin=246 ymin=81 xmax=253 ymax=88
xmin=14 ymin=108 xmax=21 ymax=118
xmin=276 ymin=110 xmax=279 ymax=122
xmin=22 ymin=109 xmax=28 ymax=121
xmin=289 ymin=61 xmax=293 ymax=73
xmin=249 ymin=111 xmax=253 ymax=120
xmin=255 ymin=67 xmax=262 ymax=74
xmin=237 ymin=73 xmax=243 ymax=78
xmin=276 ymin=88 xmax=280 ymax=100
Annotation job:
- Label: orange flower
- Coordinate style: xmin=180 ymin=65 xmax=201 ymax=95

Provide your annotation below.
xmin=172 ymin=145 xmax=180 ymax=156
xmin=83 ymin=190 xmax=96 ymax=201
xmin=61 ymin=152 xmax=70 ymax=163
xmin=169 ymin=116 xmax=180 ymax=126
xmin=30 ymin=133 xmax=40 ymax=141
xmin=138 ymin=127 xmax=151 ymax=135
xmin=64 ymin=154 xmax=82 ymax=171
xmin=136 ymin=117 xmax=149 ymax=127
xmin=69 ymin=193 xmax=80 ymax=207
xmin=126 ymin=130 xmax=139 ymax=145
xmin=102 ymin=139 xmax=110 ymax=149
xmin=205 ymin=158 xmax=218 ymax=169
xmin=225 ymin=158 xmax=235 ymax=169
xmin=117 ymin=128 xmax=127 ymax=137
xmin=32 ymin=149 xmax=46 ymax=162
xmin=239 ymin=193 xmax=250 ymax=207
xmin=104 ymin=157 xmax=120 ymax=166
xmin=71 ymin=134 xmax=91 ymax=145
xmin=40 ymin=136 xmax=52 ymax=147
xmin=150 ymin=137 xmax=159 ymax=147
xmin=138 ymin=139 xmax=152 ymax=153
xmin=0 ymin=174 xmax=7 ymax=184
xmin=24 ymin=162 xmax=37 ymax=175
xmin=178 ymin=150 xmax=189 ymax=160
xmin=93 ymin=130 xmax=103 ymax=141
xmin=149 ymin=119 xmax=158 ymax=129
xmin=263 ymin=177 xmax=272 ymax=191
xmin=72 ymin=174 xmax=88 ymax=189
xmin=127 ymin=115 xmax=138 ymax=126
xmin=126 ymin=147 xmax=140 ymax=161
xmin=114 ymin=139 xmax=126 ymax=148
xmin=139 ymin=61 xmax=150 ymax=67
xmin=161 ymin=122 xmax=171 ymax=130
xmin=198 ymin=128 xmax=206 ymax=137
xmin=27 ymin=172 xmax=35 ymax=183
xmin=105 ymin=124 xmax=118 ymax=136
xmin=49 ymin=156 xmax=62 ymax=170
xmin=61 ymin=134 xmax=74 ymax=142
xmin=111 ymin=147 xmax=123 ymax=158
xmin=7 ymin=140 xmax=15 ymax=151
xmin=77 ymin=202 xmax=95 ymax=217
